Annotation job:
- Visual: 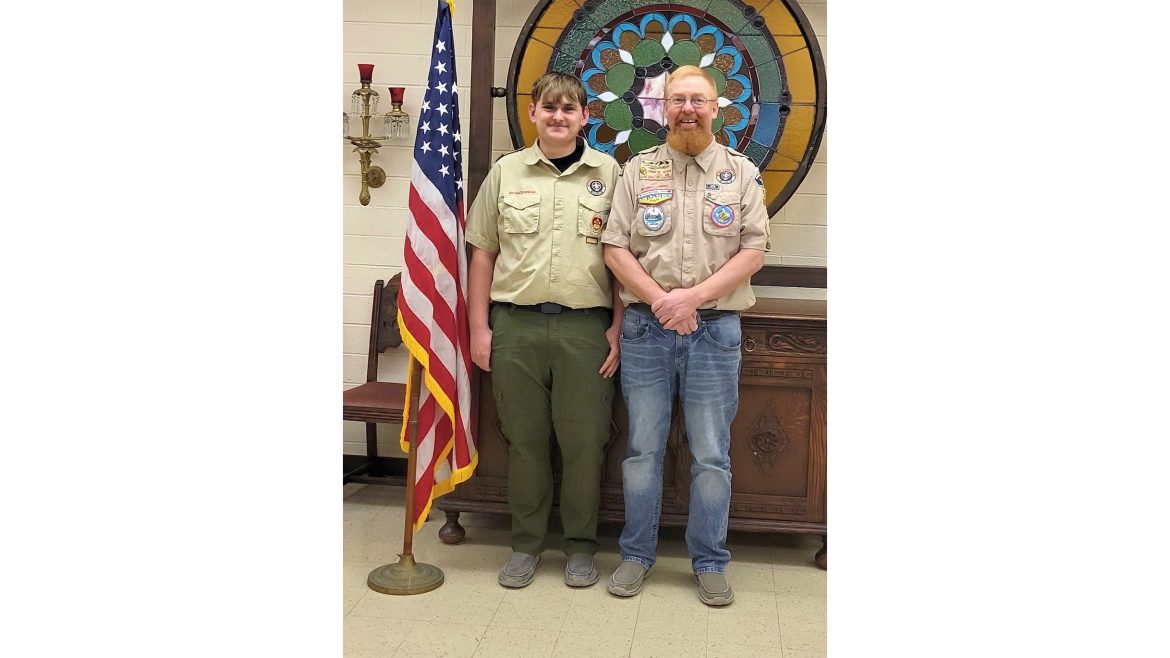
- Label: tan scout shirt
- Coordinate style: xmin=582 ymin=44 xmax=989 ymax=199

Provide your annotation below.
xmin=466 ymin=141 xmax=620 ymax=308
xmin=601 ymin=141 xmax=770 ymax=311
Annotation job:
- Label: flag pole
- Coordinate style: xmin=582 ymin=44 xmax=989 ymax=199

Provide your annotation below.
xmin=367 ymin=361 xmax=445 ymax=595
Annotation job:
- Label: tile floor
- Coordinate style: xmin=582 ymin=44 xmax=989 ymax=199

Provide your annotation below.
xmin=344 ymin=484 xmax=826 ymax=657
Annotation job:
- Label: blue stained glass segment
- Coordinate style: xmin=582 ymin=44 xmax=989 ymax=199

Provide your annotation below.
xmin=753 ymin=103 xmax=780 ymax=148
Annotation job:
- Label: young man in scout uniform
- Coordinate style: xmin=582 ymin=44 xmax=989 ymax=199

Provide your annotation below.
xmin=465 ymin=72 xmax=622 ymax=589
xmin=600 ymin=65 xmax=769 ymax=606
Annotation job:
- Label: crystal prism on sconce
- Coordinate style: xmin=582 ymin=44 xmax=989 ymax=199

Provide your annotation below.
xmin=384 ymin=87 xmax=411 ymax=139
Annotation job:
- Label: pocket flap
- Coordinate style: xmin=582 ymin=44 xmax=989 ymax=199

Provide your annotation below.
xmin=501 ymin=194 xmax=540 ymax=210
xmin=705 ymin=191 xmax=739 ymax=205
xmin=578 ymin=194 xmax=611 ymax=212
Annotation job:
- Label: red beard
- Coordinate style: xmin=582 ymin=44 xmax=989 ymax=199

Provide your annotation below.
xmin=666 ymin=124 xmax=713 ymax=155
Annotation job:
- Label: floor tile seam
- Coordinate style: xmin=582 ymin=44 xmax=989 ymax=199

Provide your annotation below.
xmin=474 ymin=584 xmax=511 ymax=657
xmin=384 ymin=619 xmax=415 ymax=655
xmin=343 ymin=581 xmax=374 ymax=618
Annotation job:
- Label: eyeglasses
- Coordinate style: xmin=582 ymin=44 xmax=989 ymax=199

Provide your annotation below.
xmin=666 ymin=96 xmax=713 ymax=108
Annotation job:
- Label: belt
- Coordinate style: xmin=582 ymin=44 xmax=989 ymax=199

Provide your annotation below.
xmin=502 ymin=302 xmax=604 ymax=315
xmin=627 ymin=302 xmax=738 ymax=320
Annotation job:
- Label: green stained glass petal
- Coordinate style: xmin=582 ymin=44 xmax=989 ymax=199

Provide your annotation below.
xmin=605 ymin=62 xmax=636 ymax=95
xmin=626 ymin=127 xmax=658 ymax=154
xmin=604 ymin=101 xmax=634 ymax=131
xmin=632 ymin=39 xmax=666 ymax=66
xmin=704 ymin=66 xmax=727 ymax=96
xmin=667 ymin=39 xmax=701 ymax=66
xmin=711 ymin=111 xmax=724 ymax=133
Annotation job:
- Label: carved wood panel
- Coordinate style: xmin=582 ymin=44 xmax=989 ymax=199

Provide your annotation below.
xmin=440 ymin=299 xmax=827 ymax=538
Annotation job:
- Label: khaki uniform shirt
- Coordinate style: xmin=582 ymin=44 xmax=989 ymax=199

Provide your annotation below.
xmin=466 ymin=142 xmax=620 ymax=308
xmin=601 ymin=141 xmax=770 ymax=311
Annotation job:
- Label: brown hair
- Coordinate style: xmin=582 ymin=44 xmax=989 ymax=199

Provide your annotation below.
xmin=664 ymin=65 xmax=718 ymax=99
xmin=530 ymin=71 xmax=588 ymax=107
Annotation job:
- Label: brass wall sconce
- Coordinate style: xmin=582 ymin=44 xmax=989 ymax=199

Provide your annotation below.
xmin=343 ymin=64 xmax=412 ymax=206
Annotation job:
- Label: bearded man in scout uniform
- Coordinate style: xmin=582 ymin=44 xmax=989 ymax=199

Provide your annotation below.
xmin=466 ymin=72 xmax=622 ymax=590
xmin=600 ymin=65 xmax=769 ymax=606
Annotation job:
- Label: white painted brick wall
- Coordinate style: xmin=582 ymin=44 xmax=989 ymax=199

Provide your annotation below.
xmin=343 ymin=0 xmax=828 ymax=454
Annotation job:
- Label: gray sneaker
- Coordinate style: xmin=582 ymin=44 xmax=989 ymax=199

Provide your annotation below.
xmin=564 ymin=553 xmax=599 ymax=588
xmin=695 ymin=571 xmax=734 ymax=606
xmin=606 ymin=560 xmax=649 ymax=597
xmin=498 ymin=552 xmax=540 ymax=588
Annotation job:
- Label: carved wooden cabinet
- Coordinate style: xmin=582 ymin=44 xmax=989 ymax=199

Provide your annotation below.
xmin=437 ymin=298 xmax=827 ymax=568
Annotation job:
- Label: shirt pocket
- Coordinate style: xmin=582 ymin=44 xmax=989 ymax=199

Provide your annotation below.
xmin=499 ymin=194 xmax=540 ymax=234
xmin=577 ymin=194 xmax=610 ymax=239
xmin=702 ymin=191 xmax=740 ymax=238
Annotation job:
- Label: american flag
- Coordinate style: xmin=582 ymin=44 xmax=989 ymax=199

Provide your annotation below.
xmin=396 ymin=0 xmax=476 ymax=532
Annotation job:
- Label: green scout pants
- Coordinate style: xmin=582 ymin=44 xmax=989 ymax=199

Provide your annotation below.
xmin=489 ymin=304 xmax=615 ymax=556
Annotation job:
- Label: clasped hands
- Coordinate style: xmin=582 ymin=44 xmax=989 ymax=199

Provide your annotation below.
xmin=651 ymin=288 xmax=701 ymax=335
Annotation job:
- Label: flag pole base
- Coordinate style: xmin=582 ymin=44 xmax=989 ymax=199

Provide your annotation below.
xmin=367 ymin=554 xmax=445 ymax=596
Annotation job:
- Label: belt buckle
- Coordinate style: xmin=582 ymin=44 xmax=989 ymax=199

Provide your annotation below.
xmin=539 ymin=302 xmax=562 ymax=314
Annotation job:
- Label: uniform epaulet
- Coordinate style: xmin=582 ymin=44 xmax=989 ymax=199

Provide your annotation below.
xmin=493 ymin=145 xmax=527 ymax=164
xmin=726 ymin=146 xmax=749 ymax=159
xmin=635 ymin=144 xmax=660 ymax=156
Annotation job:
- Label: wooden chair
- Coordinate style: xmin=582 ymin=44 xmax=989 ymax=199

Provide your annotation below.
xmin=343 ymin=275 xmax=408 ymax=485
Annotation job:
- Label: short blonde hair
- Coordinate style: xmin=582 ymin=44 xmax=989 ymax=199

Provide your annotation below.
xmin=664 ymin=65 xmax=718 ymax=99
xmin=531 ymin=71 xmax=587 ymax=107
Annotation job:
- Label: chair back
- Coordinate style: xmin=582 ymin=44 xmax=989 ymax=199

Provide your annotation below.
xmin=365 ymin=275 xmax=403 ymax=382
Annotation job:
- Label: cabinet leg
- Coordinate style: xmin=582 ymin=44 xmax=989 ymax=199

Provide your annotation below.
xmin=438 ymin=511 xmax=466 ymax=544
xmin=815 ymin=535 xmax=827 ymax=571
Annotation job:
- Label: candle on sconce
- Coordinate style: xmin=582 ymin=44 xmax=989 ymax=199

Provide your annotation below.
xmin=389 ymin=87 xmax=405 ymax=104
xmin=357 ymin=63 xmax=374 ymax=83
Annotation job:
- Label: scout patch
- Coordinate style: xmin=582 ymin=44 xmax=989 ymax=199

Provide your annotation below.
xmin=586 ymin=237 xmax=599 ymax=244
xmin=642 ymin=205 xmax=665 ymax=231
xmin=717 ymin=169 xmax=735 ymax=184
xmin=711 ymin=204 xmax=734 ymax=228
xmin=591 ymin=215 xmax=604 ymax=232
xmin=705 ymin=183 xmax=720 ymax=191
xmin=754 ymin=174 xmax=764 ymax=187
xmin=587 ymin=178 xmax=605 ymax=196
xmin=637 ymin=188 xmax=673 ymax=205
xmin=639 ymin=160 xmax=673 ymax=181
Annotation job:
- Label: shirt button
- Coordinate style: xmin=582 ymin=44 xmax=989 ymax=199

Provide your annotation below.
xmin=687 ymin=209 xmax=693 ymax=215
xmin=688 ymin=182 xmax=694 ymax=188
xmin=684 ymin=267 xmax=691 ymax=273
xmin=685 ymin=239 xmax=692 ymax=244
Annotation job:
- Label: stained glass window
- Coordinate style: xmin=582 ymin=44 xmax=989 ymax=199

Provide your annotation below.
xmin=507 ymin=0 xmax=826 ymax=215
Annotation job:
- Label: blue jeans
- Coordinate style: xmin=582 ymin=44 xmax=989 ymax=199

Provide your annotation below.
xmin=617 ymin=306 xmax=741 ymax=574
